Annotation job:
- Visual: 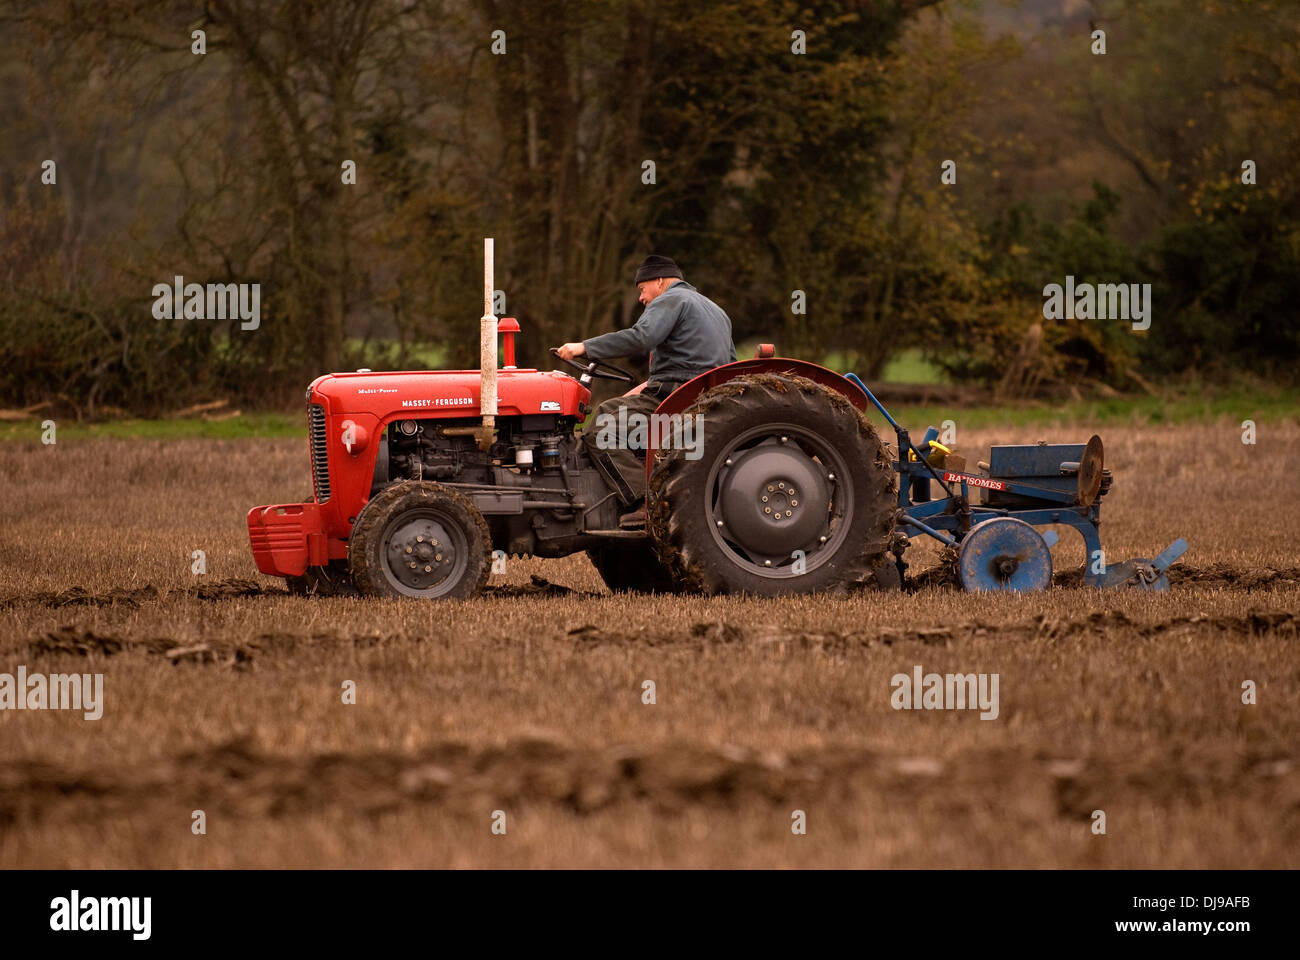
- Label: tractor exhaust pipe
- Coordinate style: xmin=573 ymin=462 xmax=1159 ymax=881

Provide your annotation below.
xmin=444 ymin=237 xmax=499 ymax=451
xmin=478 ymin=237 xmax=497 ymax=450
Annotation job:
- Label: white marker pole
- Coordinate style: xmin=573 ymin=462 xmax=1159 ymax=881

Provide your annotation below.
xmin=479 ymin=238 xmax=498 ymax=449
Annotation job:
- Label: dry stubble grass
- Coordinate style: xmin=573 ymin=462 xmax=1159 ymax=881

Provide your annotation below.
xmin=0 ymin=418 xmax=1297 ymax=867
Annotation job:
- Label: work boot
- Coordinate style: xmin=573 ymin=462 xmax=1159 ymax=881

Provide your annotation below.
xmin=619 ymin=504 xmax=647 ymax=529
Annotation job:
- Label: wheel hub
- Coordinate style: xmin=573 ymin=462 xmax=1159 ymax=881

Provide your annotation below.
xmin=386 ymin=518 xmax=456 ymax=590
xmin=957 ymin=517 xmax=1052 ymax=592
xmin=715 ymin=440 xmax=830 ymax=557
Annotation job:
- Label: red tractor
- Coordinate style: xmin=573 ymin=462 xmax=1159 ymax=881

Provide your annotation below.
xmin=247 ymin=241 xmax=899 ymax=598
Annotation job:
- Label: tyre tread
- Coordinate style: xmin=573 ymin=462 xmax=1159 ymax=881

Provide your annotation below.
xmin=647 ymin=373 xmax=897 ymax=595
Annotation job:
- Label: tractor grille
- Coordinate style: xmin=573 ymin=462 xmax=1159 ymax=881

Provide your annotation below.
xmin=308 ymin=403 xmax=330 ymax=503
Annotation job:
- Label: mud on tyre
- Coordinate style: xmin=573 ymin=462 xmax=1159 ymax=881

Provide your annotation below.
xmin=348 ymin=481 xmax=491 ymax=599
xmin=647 ymin=373 xmax=897 ymax=595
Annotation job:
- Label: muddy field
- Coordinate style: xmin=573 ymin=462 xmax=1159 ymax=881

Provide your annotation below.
xmin=0 ymin=419 xmax=1297 ymax=867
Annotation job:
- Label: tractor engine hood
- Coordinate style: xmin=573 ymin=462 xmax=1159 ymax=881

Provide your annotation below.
xmin=307 ymin=368 xmax=589 ymax=421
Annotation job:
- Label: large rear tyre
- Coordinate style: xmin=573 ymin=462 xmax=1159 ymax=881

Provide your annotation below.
xmin=647 ymin=373 xmax=897 ymax=595
xmin=348 ymin=481 xmax=491 ymax=599
xmin=586 ymin=540 xmax=682 ymax=594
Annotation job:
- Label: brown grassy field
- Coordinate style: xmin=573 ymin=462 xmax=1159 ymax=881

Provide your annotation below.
xmin=1 ymin=418 xmax=1297 ymax=868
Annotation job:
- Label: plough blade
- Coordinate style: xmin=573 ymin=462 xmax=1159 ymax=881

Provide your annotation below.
xmin=1097 ymin=538 xmax=1189 ymax=590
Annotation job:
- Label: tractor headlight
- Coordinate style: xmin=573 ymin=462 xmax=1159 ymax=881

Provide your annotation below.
xmin=340 ymin=420 xmax=370 ymax=455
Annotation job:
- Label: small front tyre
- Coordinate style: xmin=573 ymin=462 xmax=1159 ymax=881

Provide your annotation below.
xmin=348 ymin=481 xmax=492 ymax=599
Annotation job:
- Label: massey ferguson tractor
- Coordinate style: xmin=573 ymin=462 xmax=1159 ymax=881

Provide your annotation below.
xmin=247 ymin=240 xmax=1186 ymax=599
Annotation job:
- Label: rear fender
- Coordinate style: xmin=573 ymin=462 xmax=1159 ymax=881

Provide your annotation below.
xmin=645 ymin=358 xmax=869 ymax=469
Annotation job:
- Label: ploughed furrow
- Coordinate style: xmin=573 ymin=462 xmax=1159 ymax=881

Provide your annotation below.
xmin=1 ymin=564 xmax=1295 ymax=610
xmin=10 ymin=608 xmax=1297 ymax=665
xmin=2 ymin=738 xmax=1296 ymax=826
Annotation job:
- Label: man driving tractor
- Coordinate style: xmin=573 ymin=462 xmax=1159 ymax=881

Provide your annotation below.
xmin=555 ymin=254 xmax=737 ymax=528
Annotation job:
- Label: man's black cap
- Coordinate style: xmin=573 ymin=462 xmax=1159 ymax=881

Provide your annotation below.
xmin=634 ymin=254 xmax=683 ymax=285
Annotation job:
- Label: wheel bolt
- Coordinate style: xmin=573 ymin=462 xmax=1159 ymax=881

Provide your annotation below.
xmin=762 ymin=495 xmax=768 ymax=502
xmin=779 ymin=482 xmax=785 ymax=489
xmin=785 ymin=510 xmax=792 ymax=517
xmin=791 ymin=499 xmax=798 ymax=506
xmin=764 ymin=560 xmax=772 ymax=567
xmin=767 ymin=485 xmax=774 ymax=492
xmin=436 ymin=554 xmax=442 ymax=561
xmin=424 ymin=565 xmax=432 ymax=573
xmin=405 ymin=546 xmax=412 ymax=554
xmin=764 ymin=507 xmax=771 ymax=514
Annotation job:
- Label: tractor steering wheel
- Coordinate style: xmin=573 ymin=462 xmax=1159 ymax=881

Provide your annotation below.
xmin=549 ymin=347 xmax=634 ymax=383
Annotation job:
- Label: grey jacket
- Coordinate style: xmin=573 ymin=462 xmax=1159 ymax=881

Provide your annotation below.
xmin=583 ymin=280 xmax=737 ymax=385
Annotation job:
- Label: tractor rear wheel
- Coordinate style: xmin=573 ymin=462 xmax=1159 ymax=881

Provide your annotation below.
xmin=647 ymin=373 xmax=897 ymax=595
xmin=348 ymin=481 xmax=491 ymax=599
xmin=586 ymin=540 xmax=681 ymax=594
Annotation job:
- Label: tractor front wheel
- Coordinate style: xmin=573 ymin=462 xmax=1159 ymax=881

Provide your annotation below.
xmin=348 ymin=481 xmax=491 ymax=599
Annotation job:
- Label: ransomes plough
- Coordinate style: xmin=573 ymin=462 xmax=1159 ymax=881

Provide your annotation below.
xmin=843 ymin=372 xmax=1188 ymax=592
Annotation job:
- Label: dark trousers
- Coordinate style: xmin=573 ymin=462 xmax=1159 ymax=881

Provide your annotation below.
xmin=581 ymin=381 xmax=681 ymax=500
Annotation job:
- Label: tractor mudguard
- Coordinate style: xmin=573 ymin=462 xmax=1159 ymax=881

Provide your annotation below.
xmin=645 ymin=357 xmax=870 ymax=468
